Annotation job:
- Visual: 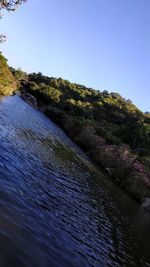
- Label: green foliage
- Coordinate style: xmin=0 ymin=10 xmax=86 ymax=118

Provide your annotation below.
xmin=20 ymin=71 xmax=150 ymax=155
xmin=10 ymin=67 xmax=27 ymax=81
xmin=0 ymin=53 xmax=16 ymax=95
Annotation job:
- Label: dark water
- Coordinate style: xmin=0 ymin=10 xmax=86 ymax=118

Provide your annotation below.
xmin=0 ymin=96 xmax=150 ymax=267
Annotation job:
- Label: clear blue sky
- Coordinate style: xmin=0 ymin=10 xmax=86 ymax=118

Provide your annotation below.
xmin=0 ymin=0 xmax=150 ymax=111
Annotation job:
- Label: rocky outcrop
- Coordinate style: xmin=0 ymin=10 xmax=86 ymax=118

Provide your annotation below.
xmin=21 ymin=93 xmax=38 ymax=108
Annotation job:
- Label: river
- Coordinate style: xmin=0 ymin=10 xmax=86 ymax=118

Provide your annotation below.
xmin=0 ymin=95 xmax=150 ymax=267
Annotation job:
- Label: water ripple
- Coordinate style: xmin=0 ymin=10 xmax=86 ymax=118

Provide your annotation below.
xmin=0 ymin=96 xmax=150 ymax=266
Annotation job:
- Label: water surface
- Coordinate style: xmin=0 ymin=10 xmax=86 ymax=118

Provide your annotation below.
xmin=0 ymin=96 xmax=150 ymax=267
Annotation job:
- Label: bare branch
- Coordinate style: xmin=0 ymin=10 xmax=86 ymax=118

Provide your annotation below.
xmin=0 ymin=1 xmax=27 ymax=11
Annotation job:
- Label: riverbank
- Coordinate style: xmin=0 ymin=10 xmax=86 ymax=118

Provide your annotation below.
xmin=20 ymin=91 xmax=150 ymax=210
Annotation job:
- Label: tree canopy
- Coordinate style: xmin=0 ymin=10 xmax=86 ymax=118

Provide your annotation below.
xmin=0 ymin=52 xmax=16 ymax=95
xmin=0 ymin=0 xmax=27 ymax=42
xmin=14 ymin=70 xmax=149 ymax=156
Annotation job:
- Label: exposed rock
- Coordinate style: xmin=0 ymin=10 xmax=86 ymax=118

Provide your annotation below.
xmin=21 ymin=93 xmax=38 ymax=107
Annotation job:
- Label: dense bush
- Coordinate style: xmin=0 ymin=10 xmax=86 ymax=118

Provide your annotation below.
xmin=20 ymin=71 xmax=150 ymax=153
xmin=0 ymin=53 xmax=16 ymax=95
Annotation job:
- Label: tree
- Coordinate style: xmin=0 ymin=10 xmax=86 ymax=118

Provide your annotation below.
xmin=0 ymin=0 xmax=27 ymax=11
xmin=0 ymin=52 xmax=16 ymax=95
xmin=0 ymin=0 xmax=27 ymax=42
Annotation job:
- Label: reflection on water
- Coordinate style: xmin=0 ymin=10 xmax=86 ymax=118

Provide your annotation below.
xmin=0 ymin=95 xmax=150 ymax=267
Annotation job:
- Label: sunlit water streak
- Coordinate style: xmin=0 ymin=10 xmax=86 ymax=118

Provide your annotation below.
xmin=0 ymin=95 xmax=150 ymax=267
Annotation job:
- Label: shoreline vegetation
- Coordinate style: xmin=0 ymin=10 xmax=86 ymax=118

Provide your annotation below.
xmin=20 ymin=91 xmax=150 ymax=209
xmin=0 ymin=52 xmax=150 ymax=210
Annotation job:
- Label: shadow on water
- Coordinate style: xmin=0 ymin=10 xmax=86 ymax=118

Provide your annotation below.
xmin=0 ymin=95 xmax=150 ymax=267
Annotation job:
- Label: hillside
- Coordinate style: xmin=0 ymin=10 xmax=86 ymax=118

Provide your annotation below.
xmin=0 ymin=53 xmax=16 ymax=95
xmin=20 ymin=72 xmax=150 ymax=153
